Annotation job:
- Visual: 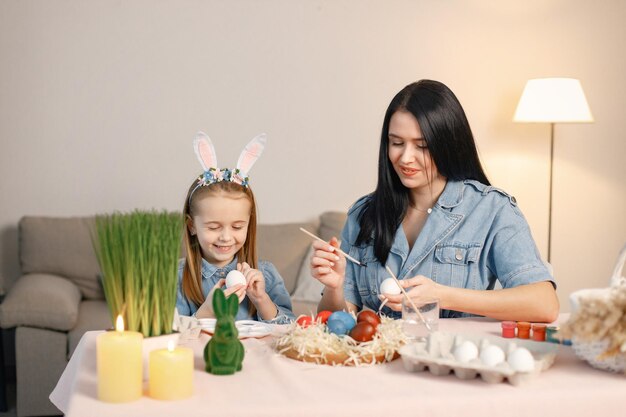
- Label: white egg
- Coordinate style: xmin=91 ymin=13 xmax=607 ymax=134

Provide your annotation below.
xmin=453 ymin=340 xmax=479 ymax=363
xmin=480 ymin=344 xmax=506 ymax=367
xmin=507 ymin=347 xmax=535 ymax=372
xmin=506 ymin=342 xmax=518 ymax=357
xmin=379 ymin=278 xmax=402 ymax=295
xmin=225 ymin=270 xmax=247 ymax=288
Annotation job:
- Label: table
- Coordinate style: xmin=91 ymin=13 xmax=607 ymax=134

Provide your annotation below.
xmin=50 ymin=314 xmax=625 ymax=417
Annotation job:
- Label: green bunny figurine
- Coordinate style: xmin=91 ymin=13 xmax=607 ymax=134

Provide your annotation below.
xmin=204 ymin=288 xmax=245 ymax=375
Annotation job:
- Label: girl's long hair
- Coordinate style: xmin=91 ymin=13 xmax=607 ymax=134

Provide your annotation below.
xmin=357 ymin=80 xmax=490 ymax=264
xmin=181 ymin=179 xmax=258 ymax=309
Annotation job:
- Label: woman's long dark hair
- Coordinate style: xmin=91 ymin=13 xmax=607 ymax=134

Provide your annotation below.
xmin=356 ymin=80 xmax=490 ymax=264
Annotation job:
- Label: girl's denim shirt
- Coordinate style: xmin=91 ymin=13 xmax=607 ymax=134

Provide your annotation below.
xmin=341 ymin=180 xmax=555 ymax=319
xmin=176 ymin=257 xmax=295 ymax=324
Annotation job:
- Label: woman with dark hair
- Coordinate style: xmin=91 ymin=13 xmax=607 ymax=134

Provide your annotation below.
xmin=311 ymin=80 xmax=559 ymax=322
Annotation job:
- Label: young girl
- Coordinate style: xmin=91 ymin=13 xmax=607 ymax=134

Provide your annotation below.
xmin=312 ymin=80 xmax=559 ymax=323
xmin=176 ymin=132 xmax=294 ymax=324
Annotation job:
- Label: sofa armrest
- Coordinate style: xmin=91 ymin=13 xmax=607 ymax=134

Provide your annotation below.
xmin=0 ymin=273 xmax=82 ymax=331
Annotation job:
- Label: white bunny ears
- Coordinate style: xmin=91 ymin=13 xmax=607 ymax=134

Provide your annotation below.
xmin=189 ymin=132 xmax=267 ymax=201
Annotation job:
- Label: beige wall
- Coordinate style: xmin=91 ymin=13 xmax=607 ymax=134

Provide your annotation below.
xmin=1 ymin=0 xmax=624 ymax=311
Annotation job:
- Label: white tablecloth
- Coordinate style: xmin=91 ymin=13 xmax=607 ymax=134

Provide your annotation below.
xmin=50 ymin=314 xmax=626 ymax=417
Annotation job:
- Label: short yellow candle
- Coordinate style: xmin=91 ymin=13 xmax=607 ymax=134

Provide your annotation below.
xmin=97 ymin=315 xmax=143 ymax=403
xmin=149 ymin=340 xmax=194 ymax=400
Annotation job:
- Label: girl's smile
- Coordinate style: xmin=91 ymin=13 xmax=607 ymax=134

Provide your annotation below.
xmin=213 ymin=243 xmax=235 ymax=253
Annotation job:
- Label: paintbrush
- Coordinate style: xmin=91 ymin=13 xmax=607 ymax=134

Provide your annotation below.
xmin=298 ymin=227 xmax=364 ymax=266
xmin=385 ymin=265 xmax=432 ymax=331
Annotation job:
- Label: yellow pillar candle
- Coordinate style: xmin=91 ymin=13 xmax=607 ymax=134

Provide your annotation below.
xmin=149 ymin=340 xmax=194 ymax=400
xmin=97 ymin=315 xmax=143 ymax=403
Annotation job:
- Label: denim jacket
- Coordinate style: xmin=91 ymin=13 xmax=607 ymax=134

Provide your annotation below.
xmin=341 ymin=180 xmax=554 ymax=318
xmin=176 ymin=257 xmax=295 ymax=324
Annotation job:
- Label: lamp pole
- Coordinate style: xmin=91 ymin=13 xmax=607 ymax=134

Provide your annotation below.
xmin=514 ymin=78 xmax=594 ymax=265
xmin=547 ymin=123 xmax=554 ymax=263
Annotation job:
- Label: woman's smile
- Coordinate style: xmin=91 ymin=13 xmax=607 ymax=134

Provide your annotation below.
xmin=400 ymin=166 xmax=420 ymax=177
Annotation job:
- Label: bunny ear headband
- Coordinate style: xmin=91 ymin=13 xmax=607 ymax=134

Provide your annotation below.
xmin=189 ymin=131 xmax=267 ymax=201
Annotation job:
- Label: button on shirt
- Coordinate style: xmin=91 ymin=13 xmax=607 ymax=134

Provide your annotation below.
xmin=176 ymin=257 xmax=295 ymax=324
xmin=341 ymin=180 xmax=555 ymax=318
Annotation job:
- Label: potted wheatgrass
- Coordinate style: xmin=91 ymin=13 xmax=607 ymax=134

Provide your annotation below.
xmin=93 ymin=210 xmax=182 ymax=337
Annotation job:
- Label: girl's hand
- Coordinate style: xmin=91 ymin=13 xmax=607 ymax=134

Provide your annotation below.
xmin=217 ymin=278 xmax=246 ymax=304
xmin=213 ymin=278 xmax=246 ymax=304
xmin=238 ymin=262 xmax=266 ymax=304
xmin=310 ymin=237 xmax=346 ymax=290
xmin=378 ymin=275 xmax=443 ymax=311
xmin=239 ymin=262 xmax=278 ymax=320
xmin=195 ymin=279 xmax=246 ymax=318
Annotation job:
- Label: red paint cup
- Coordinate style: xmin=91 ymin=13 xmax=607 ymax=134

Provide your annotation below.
xmin=501 ymin=321 xmax=516 ymax=338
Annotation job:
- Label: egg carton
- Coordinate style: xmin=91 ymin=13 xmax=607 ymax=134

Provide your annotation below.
xmin=399 ymin=332 xmax=558 ymax=385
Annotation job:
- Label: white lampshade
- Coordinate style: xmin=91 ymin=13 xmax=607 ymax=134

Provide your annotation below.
xmin=513 ymin=78 xmax=594 ymax=123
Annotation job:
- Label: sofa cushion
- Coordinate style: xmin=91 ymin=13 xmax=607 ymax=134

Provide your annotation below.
xmin=291 ymin=211 xmax=347 ymax=305
xmin=19 ymin=216 xmax=104 ymax=299
xmin=68 ymin=300 xmax=112 ymax=357
xmin=292 ymin=245 xmax=325 ymax=303
xmin=0 ymin=273 xmax=82 ymax=331
xmin=291 ymin=299 xmax=318 ymax=318
xmin=318 ymin=211 xmax=347 ymax=241
xmin=257 ymin=221 xmax=317 ymax=294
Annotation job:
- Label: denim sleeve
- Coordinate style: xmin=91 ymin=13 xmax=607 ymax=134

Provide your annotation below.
xmin=257 ymin=261 xmax=295 ymax=324
xmin=488 ymin=203 xmax=555 ymax=289
xmin=341 ymin=207 xmax=363 ymax=309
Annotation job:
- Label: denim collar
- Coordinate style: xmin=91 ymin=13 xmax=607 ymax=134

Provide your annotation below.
xmin=437 ymin=180 xmax=464 ymax=209
xmin=200 ymin=257 xmax=238 ymax=281
xmin=391 ymin=180 xmax=466 ymax=278
xmin=388 ymin=180 xmax=464 ymax=261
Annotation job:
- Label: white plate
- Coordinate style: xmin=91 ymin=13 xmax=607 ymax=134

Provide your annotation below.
xmin=198 ymin=318 xmax=273 ymax=339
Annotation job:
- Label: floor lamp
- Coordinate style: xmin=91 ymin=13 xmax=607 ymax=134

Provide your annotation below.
xmin=513 ymin=78 xmax=593 ymax=263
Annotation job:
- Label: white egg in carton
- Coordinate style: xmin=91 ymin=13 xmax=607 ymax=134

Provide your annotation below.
xmin=399 ymin=331 xmax=558 ymax=385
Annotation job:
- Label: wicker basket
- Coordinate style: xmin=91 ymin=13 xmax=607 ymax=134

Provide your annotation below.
xmin=567 ymin=245 xmax=626 ymax=374
xmin=571 ymin=337 xmax=625 ymax=373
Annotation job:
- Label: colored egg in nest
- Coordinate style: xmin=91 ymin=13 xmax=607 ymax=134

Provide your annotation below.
xmin=357 ymin=310 xmax=381 ymax=329
xmin=327 ymin=319 xmax=348 ymax=335
xmin=315 ymin=310 xmax=332 ymax=324
xmin=327 ymin=311 xmax=356 ymax=335
xmin=296 ymin=316 xmax=313 ymax=328
xmin=349 ymin=321 xmax=377 ymax=342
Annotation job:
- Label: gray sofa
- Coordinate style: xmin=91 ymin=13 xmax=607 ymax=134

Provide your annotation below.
xmin=0 ymin=212 xmax=346 ymax=416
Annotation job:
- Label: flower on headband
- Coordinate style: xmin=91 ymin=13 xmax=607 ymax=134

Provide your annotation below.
xmin=231 ymin=169 xmax=248 ymax=186
xmin=196 ymin=168 xmax=249 ymax=188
